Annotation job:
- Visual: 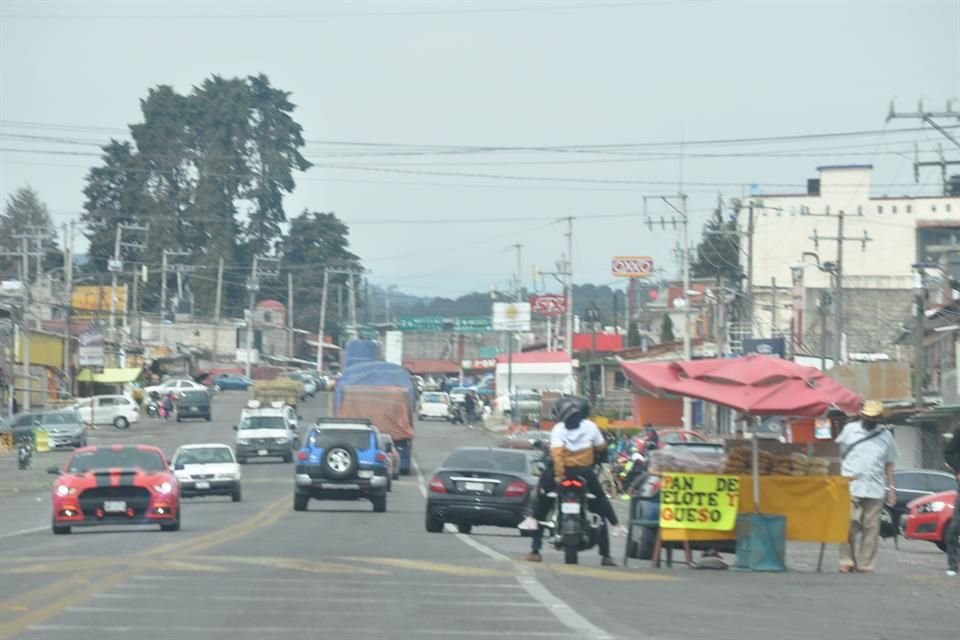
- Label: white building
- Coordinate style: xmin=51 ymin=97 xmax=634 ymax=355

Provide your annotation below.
xmin=743 ymin=165 xmax=960 ymax=358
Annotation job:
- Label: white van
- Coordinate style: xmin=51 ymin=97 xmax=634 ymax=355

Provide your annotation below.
xmin=74 ymin=395 xmax=140 ymax=429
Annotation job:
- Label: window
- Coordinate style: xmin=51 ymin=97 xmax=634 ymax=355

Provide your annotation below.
xmin=926 ymin=474 xmax=957 ymax=493
xmin=97 ymin=398 xmax=115 ymax=407
xmin=892 ymin=206 xmax=897 ymax=214
xmin=948 ymin=204 xmax=953 ymax=212
xmin=906 ymin=204 xmax=912 ymax=213
xmin=877 ymin=205 xmax=883 ymax=213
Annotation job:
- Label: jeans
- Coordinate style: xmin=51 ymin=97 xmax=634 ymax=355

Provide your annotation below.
xmin=947 ymin=485 xmax=960 ymax=572
xmin=530 ymin=466 xmax=617 ymax=556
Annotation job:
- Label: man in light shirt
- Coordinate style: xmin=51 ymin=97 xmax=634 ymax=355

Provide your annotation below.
xmin=835 ymin=400 xmax=897 ymax=574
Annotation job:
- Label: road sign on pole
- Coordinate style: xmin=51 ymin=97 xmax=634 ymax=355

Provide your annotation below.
xmin=454 ymin=317 xmax=492 ymax=333
xmin=611 ymin=256 xmax=654 ymax=278
xmin=397 ymin=316 xmax=444 ymax=332
xmin=492 ymin=303 xmax=531 ymax=331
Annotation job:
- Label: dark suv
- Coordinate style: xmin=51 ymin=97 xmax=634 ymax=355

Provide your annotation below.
xmin=176 ymin=390 xmax=212 ymax=422
xmin=293 ymin=419 xmax=389 ymax=513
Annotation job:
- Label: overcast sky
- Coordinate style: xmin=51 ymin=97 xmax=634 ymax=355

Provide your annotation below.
xmin=1 ymin=0 xmax=958 ymax=297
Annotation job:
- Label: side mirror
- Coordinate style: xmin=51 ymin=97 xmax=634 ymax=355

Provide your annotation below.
xmin=47 ymin=466 xmax=61 ymax=475
xmin=174 ymin=462 xmax=185 ymax=471
xmin=232 ymin=425 xmax=238 ymax=431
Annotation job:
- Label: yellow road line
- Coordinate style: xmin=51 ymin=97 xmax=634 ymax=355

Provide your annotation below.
xmin=193 ymin=555 xmax=387 ymax=575
xmin=538 ymin=564 xmax=680 ymax=581
xmin=348 ymin=557 xmax=514 ymax=577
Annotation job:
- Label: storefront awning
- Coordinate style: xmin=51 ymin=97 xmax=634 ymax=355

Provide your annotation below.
xmin=76 ymin=368 xmax=143 ymax=384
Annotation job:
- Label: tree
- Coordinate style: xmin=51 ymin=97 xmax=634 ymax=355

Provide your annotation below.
xmin=627 ymin=320 xmax=641 ymax=348
xmin=0 ymin=186 xmax=62 ymax=281
xmin=660 ymin=314 xmax=675 ymax=344
xmin=691 ymin=201 xmax=741 ymax=283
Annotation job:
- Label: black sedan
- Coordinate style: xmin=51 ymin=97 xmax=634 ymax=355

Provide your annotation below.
xmin=425 ymin=447 xmax=541 ymax=534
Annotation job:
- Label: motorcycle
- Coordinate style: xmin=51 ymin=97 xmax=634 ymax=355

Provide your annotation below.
xmin=17 ymin=439 xmax=33 ymax=471
xmin=545 ymin=473 xmax=605 ymax=565
xmin=448 ymin=404 xmax=465 ymax=425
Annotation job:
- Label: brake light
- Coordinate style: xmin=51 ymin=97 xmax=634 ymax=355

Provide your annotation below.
xmin=296 ymin=451 xmax=308 ymax=461
xmin=504 ymin=480 xmax=528 ymax=497
xmin=560 ymin=479 xmax=583 ymax=488
xmin=428 ymin=476 xmax=446 ymax=493
xmin=376 ymin=452 xmax=388 ymax=463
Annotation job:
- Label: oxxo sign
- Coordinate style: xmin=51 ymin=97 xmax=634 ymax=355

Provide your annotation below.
xmin=611 ymin=256 xmax=654 ymax=278
xmin=529 ymin=294 xmax=567 ymax=316
xmin=659 ymin=473 xmax=740 ymax=531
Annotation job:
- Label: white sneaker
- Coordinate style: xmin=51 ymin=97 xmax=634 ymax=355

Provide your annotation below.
xmin=517 ymin=517 xmax=539 ymax=531
xmin=947 ymin=570 xmax=958 ymax=577
xmin=611 ymin=525 xmax=628 ymax=537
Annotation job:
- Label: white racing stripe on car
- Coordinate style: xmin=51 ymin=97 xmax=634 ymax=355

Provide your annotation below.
xmin=412 ymin=458 xmax=614 ymax=640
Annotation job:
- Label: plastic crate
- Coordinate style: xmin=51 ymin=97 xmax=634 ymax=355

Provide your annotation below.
xmin=735 ymin=514 xmax=786 ymax=572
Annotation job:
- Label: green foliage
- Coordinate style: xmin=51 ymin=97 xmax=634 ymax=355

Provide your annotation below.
xmin=691 ymin=202 xmax=741 ymax=283
xmin=81 ymin=74 xmax=312 ymax=318
xmin=627 ymin=320 xmax=641 ymax=348
xmin=660 ymin=314 xmax=675 ymax=343
xmin=0 ymin=186 xmax=62 ymax=280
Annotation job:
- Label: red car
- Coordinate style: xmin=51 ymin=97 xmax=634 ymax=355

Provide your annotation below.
xmin=902 ymin=490 xmax=957 ymax=550
xmin=49 ymin=444 xmax=180 ymax=534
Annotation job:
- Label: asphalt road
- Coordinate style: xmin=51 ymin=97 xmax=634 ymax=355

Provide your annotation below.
xmin=0 ymin=392 xmax=955 ymax=640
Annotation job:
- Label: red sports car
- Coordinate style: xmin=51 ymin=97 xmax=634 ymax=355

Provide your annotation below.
xmin=902 ymin=490 xmax=957 ymax=551
xmin=49 ymin=444 xmax=180 ymax=534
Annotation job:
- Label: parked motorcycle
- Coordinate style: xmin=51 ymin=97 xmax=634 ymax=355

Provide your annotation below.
xmin=545 ymin=474 xmax=605 ymax=565
xmin=17 ymin=440 xmax=33 ymax=471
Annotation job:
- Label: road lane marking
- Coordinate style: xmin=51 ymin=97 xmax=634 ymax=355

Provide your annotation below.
xmin=92 ymin=593 xmax=544 ymax=606
xmin=347 ymin=556 xmax=514 ymax=577
xmin=190 ymin=555 xmax=387 ymax=575
xmin=131 ymin=574 xmax=523 ymax=587
xmin=0 ymin=527 xmax=48 ymax=540
xmin=413 ymin=456 xmax=615 ymax=640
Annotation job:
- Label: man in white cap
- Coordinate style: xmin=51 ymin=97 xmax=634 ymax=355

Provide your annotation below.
xmin=835 ymin=400 xmax=897 ymax=573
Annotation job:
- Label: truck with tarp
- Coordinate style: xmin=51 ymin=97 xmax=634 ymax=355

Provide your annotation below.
xmin=335 ymin=358 xmax=415 ymax=475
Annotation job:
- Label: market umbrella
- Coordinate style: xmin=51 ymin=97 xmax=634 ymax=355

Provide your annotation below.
xmin=621 ymin=355 xmax=861 ymax=507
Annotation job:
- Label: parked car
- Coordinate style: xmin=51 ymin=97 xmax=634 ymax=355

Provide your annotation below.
xmin=448 ymin=387 xmax=470 ymax=405
xmin=171 ymin=443 xmax=242 ymax=502
xmin=38 ymin=410 xmax=88 ymax=449
xmin=0 ymin=412 xmax=42 ymax=445
xmin=425 ymin=446 xmax=540 ymax=534
xmin=175 ymin=390 xmax=212 ymax=422
xmin=378 ymin=433 xmax=401 ymax=486
xmin=902 ymin=489 xmax=957 ymax=550
xmin=656 ymin=429 xmax=711 ymax=446
xmin=144 ymin=378 xmax=208 ymax=397
xmin=293 ymin=419 xmax=390 ymax=512
xmin=419 ymin=392 xmax=450 ymax=421
xmin=48 ymin=444 xmax=180 ymax=534
xmin=74 ymin=395 xmax=140 ymax=429
xmin=883 ymin=469 xmax=958 ymax=538
xmin=212 ymin=374 xmax=252 ymax=391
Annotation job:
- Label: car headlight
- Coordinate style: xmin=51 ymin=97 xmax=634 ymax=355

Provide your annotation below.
xmin=275 ymin=437 xmax=289 ymax=444
xmin=216 ymin=472 xmax=239 ymax=480
xmin=55 ymin=485 xmax=76 ymax=497
xmin=154 ymin=482 xmax=173 ymax=494
xmin=237 ymin=438 xmax=249 ymax=445
xmin=929 ymin=501 xmax=947 ymax=513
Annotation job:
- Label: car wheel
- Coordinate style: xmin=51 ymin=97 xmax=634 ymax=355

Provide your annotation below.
xmin=232 ymin=485 xmax=243 ymax=502
xmin=237 ymin=457 xmax=247 ymax=465
xmin=160 ymin=512 xmax=181 ymax=532
xmin=293 ymin=493 xmax=309 ymax=511
xmin=282 ymin=452 xmax=293 ymax=463
xmin=205 ymin=414 xmax=212 ymax=422
xmin=936 ymin=539 xmax=947 ymax=552
xmin=320 ymin=443 xmax=358 ymax=480
xmin=52 ymin=524 xmax=71 ymax=535
xmin=113 ymin=416 xmax=129 ymax=430
xmin=457 ymin=524 xmax=472 ymax=535
xmin=372 ymin=494 xmax=387 ymax=513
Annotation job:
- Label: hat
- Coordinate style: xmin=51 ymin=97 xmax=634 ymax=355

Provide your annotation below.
xmin=859 ymin=400 xmax=884 ymax=418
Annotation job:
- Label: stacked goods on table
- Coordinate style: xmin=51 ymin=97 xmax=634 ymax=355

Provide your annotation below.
xmin=723 ymin=447 xmax=774 ymax=475
xmin=723 ymin=449 xmax=831 ymax=476
xmin=648 ymin=446 xmax=727 ymax=475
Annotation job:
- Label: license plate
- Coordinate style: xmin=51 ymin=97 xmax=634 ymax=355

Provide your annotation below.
xmin=464 ymin=482 xmax=486 ymax=492
xmin=257 ymin=449 xmax=268 ymax=456
xmin=358 ymin=470 xmax=373 ymax=478
xmin=561 ymin=502 xmax=581 ymax=514
xmin=104 ymin=501 xmax=126 ymax=513
xmin=190 ymin=406 xmax=197 ymax=411
xmin=195 ymin=481 xmax=210 ymax=490
xmin=322 ymin=483 xmax=359 ymax=490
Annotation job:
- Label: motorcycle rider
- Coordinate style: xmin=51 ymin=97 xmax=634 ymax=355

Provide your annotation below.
xmin=521 ymin=396 xmax=620 ymax=566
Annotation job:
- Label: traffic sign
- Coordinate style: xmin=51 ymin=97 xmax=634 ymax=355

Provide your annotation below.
xmin=530 ymin=294 xmax=567 ymax=316
xmin=398 ymin=316 xmax=444 ymax=332
xmin=454 ymin=317 xmax=492 ymax=333
xmin=611 ymin=256 xmax=654 ymax=278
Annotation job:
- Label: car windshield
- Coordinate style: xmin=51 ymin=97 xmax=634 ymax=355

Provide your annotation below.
xmin=423 ymin=393 xmax=446 ymax=403
xmin=240 ymin=416 xmax=286 ymax=430
xmin=180 ymin=391 xmax=208 ymax=401
xmin=308 ymin=428 xmax=372 ymax=450
xmin=67 ymin=448 xmax=166 ymax=473
xmin=40 ymin=413 xmax=79 ymax=425
xmin=176 ymin=448 xmax=234 ymax=465
xmin=442 ymin=449 xmax=528 ymax=474
xmin=451 ymin=388 xmax=468 ymax=394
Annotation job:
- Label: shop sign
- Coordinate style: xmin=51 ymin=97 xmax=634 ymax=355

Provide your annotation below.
xmin=659 ymin=473 xmax=740 ymax=531
xmin=611 ymin=256 xmax=653 ymax=278
xmin=461 ymin=358 xmax=496 ymax=370
xmin=77 ymin=330 xmax=104 ymax=367
xmin=492 ymin=302 xmax=531 ymax=331
xmin=530 ymin=294 xmax=567 ymax=316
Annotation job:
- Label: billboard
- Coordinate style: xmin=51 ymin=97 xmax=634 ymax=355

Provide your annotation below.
xmin=530 ymin=294 xmax=567 ymax=316
xmin=384 ymin=330 xmax=403 ymax=365
xmin=492 ymin=302 xmax=531 ymax=331
xmin=77 ymin=330 xmax=104 ymax=367
xmin=72 ymin=285 xmax=127 ymax=319
xmin=611 ymin=256 xmax=654 ymax=278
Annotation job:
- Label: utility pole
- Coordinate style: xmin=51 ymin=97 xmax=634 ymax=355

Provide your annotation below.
xmin=810 ymin=212 xmax=872 ymax=365
xmin=159 ymin=248 xmax=189 ymax=346
xmin=287 ymin=271 xmax=295 ymax=358
xmin=912 ymin=266 xmax=931 ymax=406
xmin=213 ymin=256 xmax=224 ymax=361
xmin=242 ymin=255 xmax=280 ymax=377
xmin=348 ymin=272 xmax=358 ymax=339
xmin=317 ymin=268 xmax=330 ymax=373
xmin=107 ymin=223 xmax=148 ymax=347
xmin=63 ymin=222 xmax=74 ymax=395
xmin=564 ymin=217 xmax=574 ymax=358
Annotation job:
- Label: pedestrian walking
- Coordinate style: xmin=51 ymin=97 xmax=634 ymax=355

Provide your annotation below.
xmin=463 ymin=390 xmax=478 ymax=428
xmin=836 ymin=400 xmax=897 ymax=573
xmin=162 ymin=393 xmax=174 ymax=422
xmin=943 ymin=423 xmax=960 ymax=577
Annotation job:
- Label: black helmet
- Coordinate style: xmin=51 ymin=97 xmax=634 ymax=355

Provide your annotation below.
xmin=552 ymin=396 xmax=590 ymax=426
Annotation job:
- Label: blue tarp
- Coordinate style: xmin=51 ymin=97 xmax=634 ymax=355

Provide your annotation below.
xmin=342 ymin=339 xmax=380 ymax=370
xmin=334 ymin=360 xmax=415 ymax=413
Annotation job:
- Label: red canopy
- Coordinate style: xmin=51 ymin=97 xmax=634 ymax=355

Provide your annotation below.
xmin=621 ymin=355 xmax=861 ymax=418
